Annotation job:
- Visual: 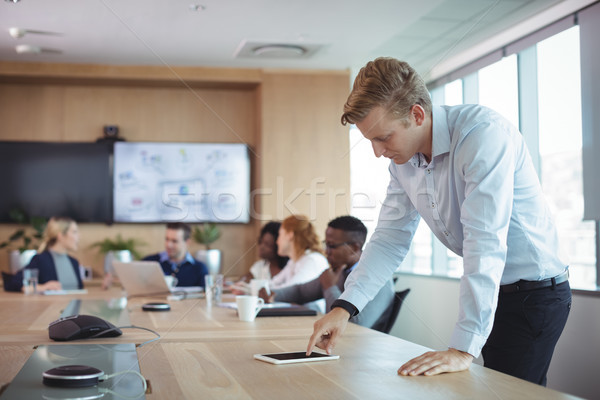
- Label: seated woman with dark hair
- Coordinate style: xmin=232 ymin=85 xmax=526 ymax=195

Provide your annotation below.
xmin=5 ymin=216 xmax=83 ymax=292
xmin=240 ymin=221 xmax=289 ymax=283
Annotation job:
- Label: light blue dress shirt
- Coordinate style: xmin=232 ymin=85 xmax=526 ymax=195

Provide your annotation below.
xmin=340 ymin=104 xmax=567 ymax=357
xmin=158 ymin=251 xmax=196 ymax=272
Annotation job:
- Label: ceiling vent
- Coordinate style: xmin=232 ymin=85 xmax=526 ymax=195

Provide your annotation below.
xmin=234 ymin=40 xmax=322 ymax=59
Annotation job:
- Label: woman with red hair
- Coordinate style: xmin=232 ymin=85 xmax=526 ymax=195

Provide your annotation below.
xmin=270 ymin=215 xmax=328 ymax=290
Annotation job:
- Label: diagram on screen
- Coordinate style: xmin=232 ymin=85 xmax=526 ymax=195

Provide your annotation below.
xmin=113 ymin=142 xmax=250 ymax=223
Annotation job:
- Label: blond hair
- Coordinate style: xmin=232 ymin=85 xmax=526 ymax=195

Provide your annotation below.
xmin=281 ymin=215 xmax=322 ymax=257
xmin=341 ymin=57 xmax=432 ymax=125
xmin=38 ymin=216 xmax=75 ymax=252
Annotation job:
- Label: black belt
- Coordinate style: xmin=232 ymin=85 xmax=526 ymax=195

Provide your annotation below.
xmin=500 ymin=270 xmax=569 ymax=294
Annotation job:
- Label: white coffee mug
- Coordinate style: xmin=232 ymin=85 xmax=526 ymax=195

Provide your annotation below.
xmin=236 ymin=295 xmax=265 ymax=322
xmin=250 ymin=278 xmax=270 ymax=297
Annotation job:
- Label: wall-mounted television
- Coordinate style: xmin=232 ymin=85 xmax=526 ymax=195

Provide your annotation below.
xmin=113 ymin=142 xmax=250 ymax=223
xmin=0 ymin=141 xmax=113 ymax=223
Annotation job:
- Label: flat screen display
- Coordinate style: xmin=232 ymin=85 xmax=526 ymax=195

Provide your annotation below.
xmin=113 ymin=142 xmax=250 ymax=223
xmin=0 ymin=141 xmax=113 ymax=223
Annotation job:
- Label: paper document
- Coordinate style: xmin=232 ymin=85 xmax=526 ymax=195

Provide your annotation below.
xmin=42 ymin=289 xmax=89 ymax=295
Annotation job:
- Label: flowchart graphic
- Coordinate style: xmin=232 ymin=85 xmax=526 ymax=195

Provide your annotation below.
xmin=113 ymin=142 xmax=250 ymax=223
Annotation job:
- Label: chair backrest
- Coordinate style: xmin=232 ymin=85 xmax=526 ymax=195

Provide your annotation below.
xmin=380 ymin=288 xmax=410 ymax=334
xmin=2 ymin=272 xmax=15 ymax=292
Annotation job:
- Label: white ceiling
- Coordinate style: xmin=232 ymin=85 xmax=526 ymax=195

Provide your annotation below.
xmin=0 ymin=0 xmax=569 ymax=81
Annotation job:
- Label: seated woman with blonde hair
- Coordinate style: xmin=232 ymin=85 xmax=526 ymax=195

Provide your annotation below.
xmin=5 ymin=216 xmax=84 ymax=292
xmin=270 ymin=215 xmax=328 ymax=290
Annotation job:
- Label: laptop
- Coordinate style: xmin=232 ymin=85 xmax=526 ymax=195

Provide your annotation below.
xmin=112 ymin=260 xmax=203 ymax=298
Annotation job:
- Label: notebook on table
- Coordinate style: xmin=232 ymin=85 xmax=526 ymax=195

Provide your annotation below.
xmin=112 ymin=260 xmax=203 ymax=298
xmin=257 ymin=304 xmax=317 ymax=317
xmin=218 ymin=301 xmax=317 ymax=317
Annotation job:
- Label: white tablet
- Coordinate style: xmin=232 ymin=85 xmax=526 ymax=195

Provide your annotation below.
xmin=253 ymin=351 xmax=339 ymax=365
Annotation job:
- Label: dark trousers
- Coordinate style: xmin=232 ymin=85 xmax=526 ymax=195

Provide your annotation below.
xmin=481 ymin=281 xmax=571 ymax=386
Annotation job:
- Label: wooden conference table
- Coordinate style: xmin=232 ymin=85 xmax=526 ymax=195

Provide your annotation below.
xmin=0 ymin=284 xmax=582 ymax=399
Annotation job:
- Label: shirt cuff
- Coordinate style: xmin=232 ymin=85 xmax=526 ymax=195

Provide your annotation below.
xmin=331 ymin=299 xmax=358 ymax=317
xmin=449 ymin=326 xmax=488 ymax=358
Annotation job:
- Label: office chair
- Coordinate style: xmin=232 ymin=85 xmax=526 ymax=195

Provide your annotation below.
xmin=2 ymin=272 xmax=15 ymax=292
xmin=377 ymin=288 xmax=410 ymax=334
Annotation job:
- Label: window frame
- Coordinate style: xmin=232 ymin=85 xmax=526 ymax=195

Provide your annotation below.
xmin=423 ymin=14 xmax=599 ymax=291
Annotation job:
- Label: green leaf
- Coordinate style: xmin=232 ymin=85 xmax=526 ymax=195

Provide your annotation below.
xmin=9 ymin=229 xmax=25 ymax=241
xmin=0 ymin=210 xmax=47 ymax=251
xmin=89 ymin=234 xmax=145 ymax=260
xmin=8 ymin=208 xmax=28 ymax=224
xmin=192 ymin=223 xmax=221 ymax=249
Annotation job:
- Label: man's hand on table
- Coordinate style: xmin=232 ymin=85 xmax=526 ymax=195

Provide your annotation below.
xmin=398 ymin=348 xmax=474 ymax=376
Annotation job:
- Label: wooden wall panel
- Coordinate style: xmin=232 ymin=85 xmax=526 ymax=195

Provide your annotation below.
xmin=0 ymin=80 xmax=259 ymax=277
xmin=0 ymin=63 xmax=350 ymax=279
xmin=0 ymin=84 xmax=65 ymax=141
xmin=60 ymin=86 xmax=257 ymax=143
xmin=260 ymin=71 xmax=351 ymax=238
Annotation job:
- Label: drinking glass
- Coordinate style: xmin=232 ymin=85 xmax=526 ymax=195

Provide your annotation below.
xmin=22 ymin=268 xmax=39 ymax=295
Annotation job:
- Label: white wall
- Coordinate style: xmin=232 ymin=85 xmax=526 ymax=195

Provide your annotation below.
xmin=390 ymin=273 xmax=600 ymax=400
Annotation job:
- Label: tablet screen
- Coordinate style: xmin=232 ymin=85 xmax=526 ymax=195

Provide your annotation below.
xmin=254 ymin=351 xmax=339 ymax=364
xmin=264 ymin=352 xmax=330 ymax=360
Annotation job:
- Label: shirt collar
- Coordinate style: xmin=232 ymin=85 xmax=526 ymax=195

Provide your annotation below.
xmin=431 ymin=105 xmax=451 ymax=160
xmin=408 ymin=153 xmax=429 ymax=169
xmin=344 ymin=261 xmax=359 ymax=275
xmin=407 ymin=105 xmax=450 ymax=169
xmin=159 ymin=251 xmax=194 ymax=265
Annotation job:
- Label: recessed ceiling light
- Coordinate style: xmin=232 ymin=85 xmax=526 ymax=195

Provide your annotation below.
xmin=189 ymin=4 xmax=206 ymax=12
xmin=9 ymin=27 xmax=26 ymax=38
xmin=5 ymin=0 xmax=21 ymax=3
xmin=16 ymin=44 xmax=41 ymax=54
xmin=9 ymin=27 xmax=62 ymax=39
xmin=15 ymin=44 xmax=62 ymax=54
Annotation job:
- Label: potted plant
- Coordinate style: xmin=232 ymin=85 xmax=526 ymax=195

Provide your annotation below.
xmin=192 ymin=223 xmax=222 ymax=275
xmin=90 ymin=234 xmax=145 ymax=260
xmin=0 ymin=209 xmax=47 ymax=273
xmin=90 ymin=234 xmax=146 ymax=287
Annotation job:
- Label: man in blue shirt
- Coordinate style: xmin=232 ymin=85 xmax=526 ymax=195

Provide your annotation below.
xmin=144 ymin=223 xmax=208 ymax=288
xmin=307 ymin=57 xmax=571 ymax=386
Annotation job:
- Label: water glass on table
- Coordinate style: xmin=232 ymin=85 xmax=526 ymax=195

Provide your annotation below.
xmin=22 ymin=268 xmax=39 ymax=295
xmin=205 ymin=273 xmax=224 ymax=304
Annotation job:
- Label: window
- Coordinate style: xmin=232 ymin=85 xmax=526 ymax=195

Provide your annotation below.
xmin=349 ymin=19 xmax=597 ymax=290
xmin=349 ymin=126 xmax=390 ymax=241
xmin=478 ymin=55 xmax=519 ymax=128
xmin=444 ymin=79 xmax=463 ymax=106
xmin=536 ymin=26 xmax=596 ymax=289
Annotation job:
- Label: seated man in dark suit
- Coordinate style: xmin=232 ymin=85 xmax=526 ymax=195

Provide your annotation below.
xmin=259 ymin=216 xmax=394 ymax=329
xmin=143 ymin=222 xmax=208 ymax=288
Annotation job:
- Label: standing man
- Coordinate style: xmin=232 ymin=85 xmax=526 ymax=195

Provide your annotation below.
xmin=260 ymin=215 xmax=394 ymax=328
xmin=307 ymin=57 xmax=571 ymax=386
xmin=144 ymin=222 xmax=208 ymax=287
